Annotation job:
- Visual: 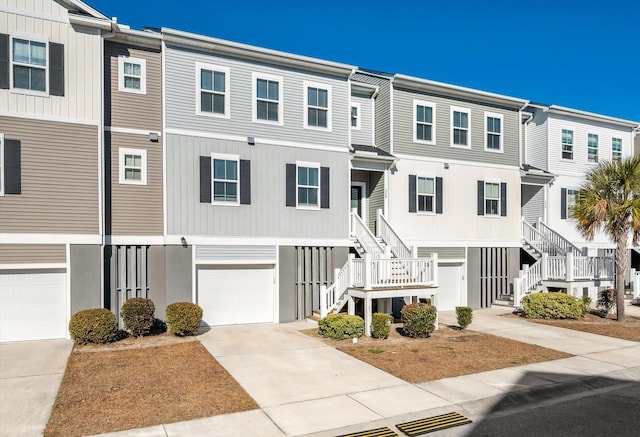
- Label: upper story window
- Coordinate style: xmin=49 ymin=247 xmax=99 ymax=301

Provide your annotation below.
xmin=566 ymin=189 xmax=578 ymax=218
xmin=196 ymin=63 xmax=230 ymax=118
xmin=587 ymin=133 xmax=599 ymax=163
xmin=484 ymin=182 xmax=500 ymax=216
xmin=417 ymin=176 xmax=435 ymax=213
xmin=562 ymin=129 xmax=574 ymax=160
xmin=351 ymin=103 xmax=361 ymax=129
xmin=253 ymin=73 xmax=283 ymax=125
xmin=119 ymin=148 xmax=147 ymax=186
xmin=12 ymin=37 xmax=47 ymax=93
xmin=485 ymin=112 xmax=503 ymax=152
xmin=118 ymin=56 xmax=146 ymax=94
xmin=297 ymin=163 xmax=319 ymax=208
xmin=414 ymin=100 xmax=435 ymax=144
xmin=212 ymin=154 xmax=239 ymax=204
xmin=612 ymin=138 xmax=622 ymax=161
xmin=451 ymin=107 xmax=470 ymax=148
xmin=304 ymin=81 xmax=331 ymax=130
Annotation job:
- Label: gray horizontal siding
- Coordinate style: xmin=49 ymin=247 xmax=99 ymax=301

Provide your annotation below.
xmin=522 ymin=185 xmax=544 ymax=225
xmin=165 ymin=45 xmax=349 ymax=149
xmin=526 ymin=109 xmax=548 ymax=170
xmin=418 ymin=247 xmax=466 ymax=260
xmin=352 ymin=72 xmax=391 ymax=152
xmin=166 ymin=133 xmax=349 ymax=239
xmin=0 ymin=244 xmax=66 ymax=264
xmin=350 ymin=93 xmax=373 ymax=146
xmin=392 ymin=88 xmax=520 ymax=166
xmin=196 ymin=245 xmax=277 ymax=261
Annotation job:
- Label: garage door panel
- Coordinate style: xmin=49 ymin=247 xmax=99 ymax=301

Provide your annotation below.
xmin=0 ymin=271 xmax=67 ymax=342
xmin=197 ymin=265 xmax=274 ymax=326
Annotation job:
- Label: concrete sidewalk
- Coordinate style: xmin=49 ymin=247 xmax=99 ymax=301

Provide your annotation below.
xmin=91 ymin=304 xmax=640 ymax=437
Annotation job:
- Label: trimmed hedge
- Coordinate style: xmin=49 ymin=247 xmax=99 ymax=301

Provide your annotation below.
xmin=521 ymin=292 xmax=584 ymax=319
xmin=401 ymin=303 xmax=437 ymax=338
xmin=455 ymin=306 xmax=473 ymax=330
xmin=121 ymin=298 xmax=155 ymax=337
xmin=371 ymin=313 xmax=394 ymax=339
xmin=69 ymin=308 xmax=118 ymax=344
xmin=318 ymin=314 xmax=365 ymax=339
xmin=166 ymin=302 xmax=203 ymax=336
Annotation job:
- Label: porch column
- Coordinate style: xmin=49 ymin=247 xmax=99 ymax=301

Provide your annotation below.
xmin=364 ymin=296 xmax=372 ymax=337
xmin=566 ymin=252 xmax=574 ymax=281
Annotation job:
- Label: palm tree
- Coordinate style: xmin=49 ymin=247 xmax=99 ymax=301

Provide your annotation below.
xmin=571 ymin=155 xmax=640 ymax=321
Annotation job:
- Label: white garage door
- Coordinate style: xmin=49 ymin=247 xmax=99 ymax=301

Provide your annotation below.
xmin=197 ymin=265 xmax=274 ymax=326
xmin=437 ymin=264 xmax=463 ymax=311
xmin=0 ymin=270 xmax=67 ymax=342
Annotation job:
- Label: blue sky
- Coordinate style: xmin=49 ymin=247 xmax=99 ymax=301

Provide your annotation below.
xmin=89 ymin=0 xmax=640 ymax=122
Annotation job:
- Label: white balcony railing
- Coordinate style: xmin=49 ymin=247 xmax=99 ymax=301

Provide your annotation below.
xmin=377 ymin=209 xmax=414 ymax=259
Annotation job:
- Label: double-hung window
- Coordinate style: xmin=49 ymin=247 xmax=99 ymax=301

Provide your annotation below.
xmin=417 ymin=176 xmax=435 ymax=213
xmin=12 ymin=37 xmax=47 ymax=92
xmin=587 ymin=133 xmax=599 ymax=163
xmin=212 ymin=154 xmax=239 ymax=204
xmin=485 ymin=112 xmax=503 ymax=151
xmin=119 ymin=148 xmax=147 ymax=185
xmin=253 ymin=73 xmax=283 ymax=124
xmin=118 ymin=56 xmax=146 ymax=94
xmin=484 ymin=182 xmax=500 ymax=216
xmin=351 ymin=103 xmax=360 ymax=129
xmin=297 ymin=163 xmax=319 ymax=208
xmin=562 ymin=129 xmax=574 ymax=160
xmin=414 ymin=100 xmax=435 ymax=143
xmin=304 ymin=81 xmax=331 ymax=130
xmin=612 ymin=138 xmax=622 ymax=161
xmin=196 ymin=63 xmax=229 ymax=117
xmin=451 ymin=107 xmax=470 ymax=147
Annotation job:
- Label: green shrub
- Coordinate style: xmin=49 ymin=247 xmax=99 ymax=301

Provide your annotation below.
xmin=401 ymin=303 xmax=437 ymax=338
xmin=318 ymin=314 xmax=365 ymax=339
xmin=455 ymin=306 xmax=473 ymax=330
xmin=166 ymin=302 xmax=203 ymax=336
xmin=597 ymin=289 xmax=616 ymax=314
xmin=371 ymin=313 xmax=394 ymax=339
xmin=521 ymin=293 xmax=584 ymax=319
xmin=121 ymin=298 xmax=155 ymax=337
xmin=69 ymin=308 xmax=118 ymax=344
xmin=418 ymin=297 xmax=432 ymax=305
xmin=581 ymin=296 xmax=592 ymax=315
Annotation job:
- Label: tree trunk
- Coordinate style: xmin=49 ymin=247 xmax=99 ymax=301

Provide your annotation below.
xmin=615 ymin=237 xmax=627 ymax=322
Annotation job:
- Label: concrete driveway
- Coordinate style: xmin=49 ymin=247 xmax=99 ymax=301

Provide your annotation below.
xmin=0 ymin=339 xmax=73 ymax=437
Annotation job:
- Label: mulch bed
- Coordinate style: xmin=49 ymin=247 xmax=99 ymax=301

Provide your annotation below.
xmin=523 ymin=312 xmax=640 ymax=342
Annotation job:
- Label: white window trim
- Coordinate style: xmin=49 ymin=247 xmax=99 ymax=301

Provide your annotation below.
xmin=416 ymin=174 xmax=436 ymax=215
xmin=252 ymin=72 xmax=284 ymax=126
xmin=612 ymin=137 xmax=623 ymax=161
xmin=0 ymin=133 xmax=4 ymax=196
xmin=350 ymin=102 xmax=361 ymax=130
xmin=303 ymin=80 xmax=332 ymax=131
xmin=118 ymin=147 xmax=147 ymax=186
xmin=566 ymin=188 xmax=579 ymax=219
xmin=211 ymin=153 xmax=240 ymax=206
xmin=484 ymin=180 xmax=501 ymax=217
xmin=296 ymin=160 xmax=320 ymax=210
xmin=561 ymin=128 xmax=574 ymax=161
xmin=413 ymin=99 xmax=436 ymax=145
xmin=9 ymin=33 xmax=49 ymax=96
xmin=118 ymin=56 xmax=146 ymax=95
xmin=484 ymin=111 xmax=503 ymax=153
xmin=587 ymin=132 xmax=599 ymax=164
xmin=195 ymin=62 xmax=230 ymax=119
xmin=451 ymin=106 xmax=471 ymax=149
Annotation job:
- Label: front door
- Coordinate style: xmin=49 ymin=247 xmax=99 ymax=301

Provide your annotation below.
xmin=351 ymin=183 xmax=366 ymax=222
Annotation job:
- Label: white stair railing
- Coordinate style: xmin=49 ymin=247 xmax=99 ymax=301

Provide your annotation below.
xmin=513 ymin=258 xmax=543 ymax=306
xmin=377 ymin=209 xmax=414 ymax=259
xmin=320 ymin=255 xmax=353 ymax=318
xmin=351 ymin=211 xmax=385 ymax=258
xmin=537 ymin=218 xmax=583 ymax=256
xmin=522 ymin=219 xmax=564 ymax=256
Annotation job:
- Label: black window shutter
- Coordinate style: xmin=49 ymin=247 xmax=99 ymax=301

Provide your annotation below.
xmin=239 ymin=160 xmax=251 ymax=205
xmin=561 ymin=188 xmax=567 ymax=219
xmin=435 ymin=177 xmax=443 ymax=214
xmin=0 ymin=34 xmax=8 ymax=89
xmin=500 ymin=182 xmax=507 ymax=217
xmin=4 ymin=139 xmax=21 ymax=194
xmin=320 ymin=166 xmax=330 ymax=209
xmin=49 ymin=42 xmax=64 ymax=96
xmin=285 ymin=163 xmax=296 ymax=207
xmin=199 ymin=156 xmax=211 ymax=203
xmin=477 ymin=180 xmax=484 ymax=215
xmin=408 ymin=175 xmax=417 ymax=213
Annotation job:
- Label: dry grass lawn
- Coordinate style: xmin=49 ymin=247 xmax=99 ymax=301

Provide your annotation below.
xmin=44 ymin=334 xmax=257 ymax=437
xmin=526 ymin=313 xmax=640 ymax=342
xmin=307 ymin=324 xmax=571 ymax=383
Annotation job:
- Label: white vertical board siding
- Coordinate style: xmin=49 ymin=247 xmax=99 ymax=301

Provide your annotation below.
xmin=350 ymin=94 xmax=373 ymax=146
xmin=164 ymin=45 xmax=349 ymax=149
xmin=392 ymin=88 xmax=520 ymax=166
xmin=166 ymin=133 xmax=350 ymax=239
xmin=525 ymin=110 xmax=548 ymax=170
xmin=0 ymin=6 xmax=102 ymax=122
xmin=388 ymin=159 xmax=521 ymax=246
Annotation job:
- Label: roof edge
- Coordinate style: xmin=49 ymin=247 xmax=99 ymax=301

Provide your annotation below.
xmin=546 ymin=105 xmax=639 ymax=128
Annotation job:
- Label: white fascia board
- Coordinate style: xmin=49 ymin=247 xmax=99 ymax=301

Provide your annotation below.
xmin=0 ymin=234 xmax=102 ymax=244
xmin=0 ymin=263 xmax=67 ymax=270
xmin=68 ymin=13 xmax=111 ymax=30
xmin=167 ymin=235 xmax=353 ymax=247
xmin=406 ymin=239 xmax=522 ymax=248
xmin=65 ymin=0 xmax=109 ymax=19
xmin=547 ymin=105 xmax=639 ymax=128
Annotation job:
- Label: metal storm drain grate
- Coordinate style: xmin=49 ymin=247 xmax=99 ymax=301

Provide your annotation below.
xmin=396 ymin=412 xmax=472 ymax=435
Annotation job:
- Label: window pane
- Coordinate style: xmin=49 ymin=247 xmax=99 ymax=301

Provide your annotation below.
xmin=124 ymin=76 xmax=141 ymax=90
xmin=308 ymin=108 xmax=317 ymax=125
xmin=488 ymin=133 xmax=500 ymax=149
xmin=417 ymin=105 xmax=425 ymax=122
xmin=267 ymin=101 xmax=278 ymax=120
xmin=308 ymin=167 xmax=318 ymax=186
xmin=213 ymin=181 xmax=225 ymax=200
xmin=226 ymin=160 xmax=237 ymax=180
xmin=201 ymin=70 xmax=213 ymax=91
xmin=257 ymin=100 xmax=267 ymax=119
xmin=268 ymin=81 xmax=278 ymax=100
xmin=212 ymin=94 xmax=225 ymax=114
xmin=30 ymin=41 xmax=46 ymax=66
xmin=13 ymin=65 xmax=30 ymax=89
xmin=31 ymin=68 xmax=46 ymax=91
xmin=308 ymin=88 xmax=317 ymax=106
xmin=298 ymin=167 xmax=308 ymax=185
xmin=317 ymin=109 xmax=327 ymax=127
xmin=318 ymin=89 xmax=328 ymax=108
xmin=213 ymin=71 xmax=225 ymax=92
xmin=125 ymin=169 xmax=141 ymax=181
xmin=486 ymin=199 xmax=499 ymax=215
xmin=257 ymin=79 xmax=267 ymax=98
xmin=13 ymin=39 xmax=30 ymax=63
xmin=486 ymin=183 xmax=499 ymax=198
xmin=298 ymin=187 xmax=308 ymax=204
xmin=226 ymin=182 xmax=237 ymax=200
xmin=454 ymin=112 xmax=461 ymax=127
xmin=201 ymin=92 xmax=213 ymax=112
xmin=308 ymin=187 xmax=318 ymax=205
xmin=213 ymin=159 xmax=226 ymax=178
xmin=460 ymin=112 xmax=468 ymax=128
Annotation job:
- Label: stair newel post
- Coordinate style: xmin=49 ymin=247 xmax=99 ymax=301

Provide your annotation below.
xmin=431 ymin=253 xmax=438 ymax=287
xmin=566 ymin=252 xmax=574 ymax=281
xmin=522 ymin=264 xmax=529 ymax=291
xmin=320 ymin=285 xmax=327 ymax=319
xmin=541 ymin=253 xmax=548 ymax=281
xmin=514 ymin=277 xmax=522 ymax=307
xmin=411 ymin=246 xmax=418 ymax=259
xmin=350 ymin=209 xmax=357 ymax=237
xmin=376 ymin=208 xmax=383 ymax=238
xmin=333 ymin=267 xmax=340 ymax=303
xmin=348 ymin=253 xmax=355 ymax=287
xmin=363 ymin=253 xmax=372 ymax=290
